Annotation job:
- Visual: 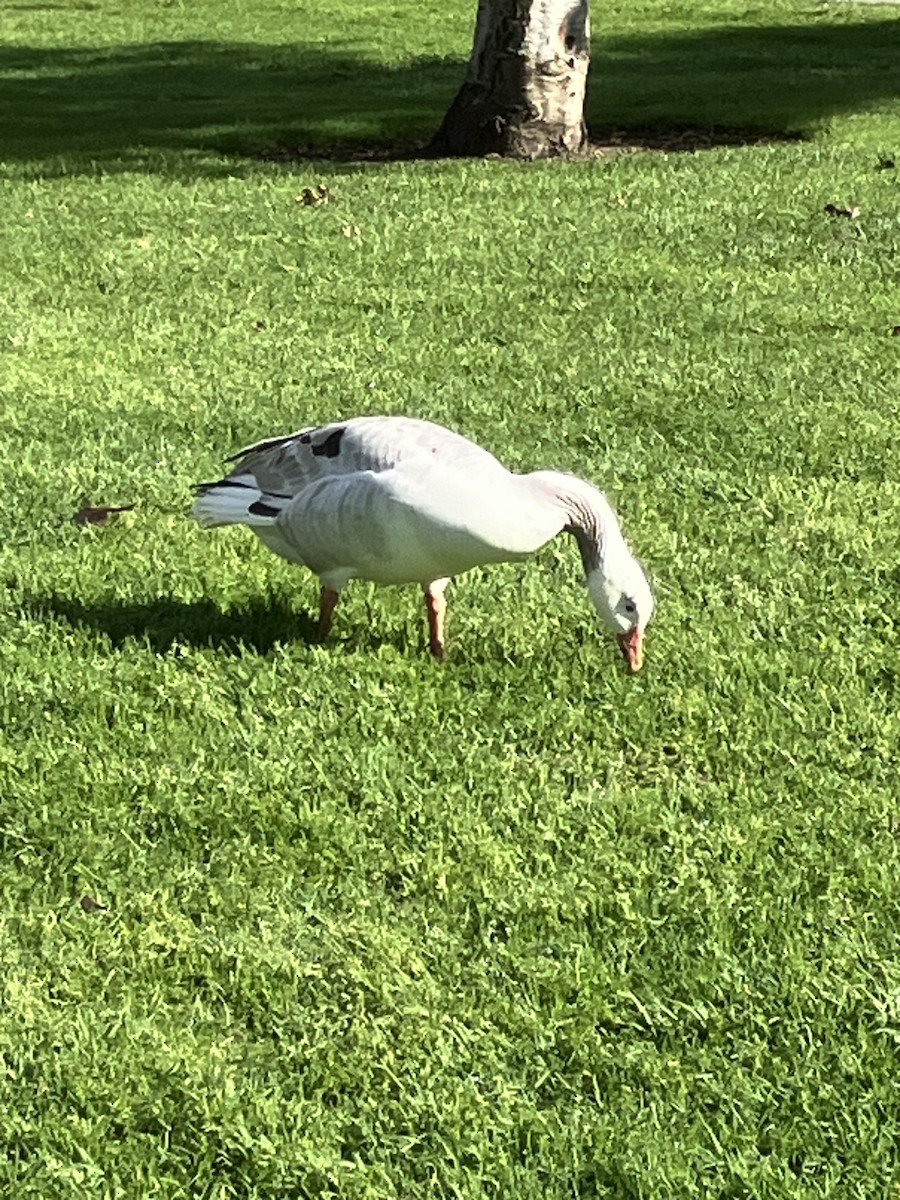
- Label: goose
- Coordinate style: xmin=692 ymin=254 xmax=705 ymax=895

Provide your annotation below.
xmin=192 ymin=416 xmax=653 ymax=668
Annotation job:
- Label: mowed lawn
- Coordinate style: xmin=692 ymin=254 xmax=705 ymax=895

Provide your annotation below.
xmin=1 ymin=1 xmax=900 ymax=1196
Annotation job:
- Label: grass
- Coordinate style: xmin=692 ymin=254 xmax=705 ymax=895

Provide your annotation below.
xmin=2 ymin=0 xmax=900 ymax=1196
xmin=0 ymin=1 xmax=899 ymax=170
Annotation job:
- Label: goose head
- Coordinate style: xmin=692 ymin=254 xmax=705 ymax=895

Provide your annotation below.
xmin=586 ymin=552 xmax=654 ymax=671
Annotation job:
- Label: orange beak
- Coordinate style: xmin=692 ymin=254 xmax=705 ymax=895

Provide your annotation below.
xmin=617 ymin=627 xmax=644 ymax=672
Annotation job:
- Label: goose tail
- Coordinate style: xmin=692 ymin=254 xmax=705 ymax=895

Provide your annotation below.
xmin=192 ymin=473 xmax=287 ymax=528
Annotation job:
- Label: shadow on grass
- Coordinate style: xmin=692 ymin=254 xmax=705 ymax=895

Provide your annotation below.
xmin=593 ymin=16 xmax=900 ymax=135
xmin=1 ymin=18 xmax=898 ymax=174
xmin=0 ymin=40 xmax=458 ymax=172
xmin=30 ymin=593 xmax=319 ymax=655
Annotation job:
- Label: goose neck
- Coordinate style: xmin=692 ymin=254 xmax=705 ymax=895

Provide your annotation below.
xmin=528 ymin=470 xmax=625 ymax=576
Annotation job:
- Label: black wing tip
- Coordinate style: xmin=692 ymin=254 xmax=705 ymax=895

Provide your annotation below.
xmin=224 ymin=423 xmax=347 ymax=463
xmin=193 ymin=478 xmax=253 ymax=494
xmin=248 ymin=499 xmax=282 ymax=519
xmin=224 ymin=429 xmax=312 ymax=463
xmin=312 ymin=427 xmax=345 ymax=458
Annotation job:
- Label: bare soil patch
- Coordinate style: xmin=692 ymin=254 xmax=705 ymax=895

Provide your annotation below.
xmin=261 ymin=125 xmax=804 ymax=164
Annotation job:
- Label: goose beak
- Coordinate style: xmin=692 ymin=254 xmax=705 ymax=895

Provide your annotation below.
xmin=617 ymin=627 xmax=644 ymax=672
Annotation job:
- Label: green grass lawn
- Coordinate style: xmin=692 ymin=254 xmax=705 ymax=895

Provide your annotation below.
xmin=2 ymin=1 xmax=900 ymax=1196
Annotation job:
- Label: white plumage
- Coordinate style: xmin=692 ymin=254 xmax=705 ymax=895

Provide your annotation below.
xmin=193 ymin=416 xmax=653 ymax=667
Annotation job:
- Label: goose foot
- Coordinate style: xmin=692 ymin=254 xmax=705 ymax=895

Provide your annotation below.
xmin=424 ymin=580 xmax=449 ymax=659
xmin=318 ymin=587 xmax=340 ymax=643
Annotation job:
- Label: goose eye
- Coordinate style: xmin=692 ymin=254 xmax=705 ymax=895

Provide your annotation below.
xmin=623 ymin=599 xmax=637 ymax=616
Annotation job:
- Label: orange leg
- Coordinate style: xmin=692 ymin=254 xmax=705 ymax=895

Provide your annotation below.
xmin=318 ymin=587 xmax=340 ymax=643
xmin=424 ymin=582 xmax=448 ymax=659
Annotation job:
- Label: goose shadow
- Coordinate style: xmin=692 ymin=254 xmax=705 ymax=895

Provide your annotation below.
xmin=27 ymin=592 xmax=319 ymax=656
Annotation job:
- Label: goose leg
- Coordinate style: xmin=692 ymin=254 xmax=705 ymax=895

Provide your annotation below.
xmin=423 ymin=579 xmax=449 ymax=659
xmin=317 ymin=587 xmax=340 ymax=643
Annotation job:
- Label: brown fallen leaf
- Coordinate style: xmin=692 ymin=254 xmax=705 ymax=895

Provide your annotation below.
xmin=892 ymin=326 xmax=900 ymax=337
xmin=80 ymin=894 xmax=108 ymax=912
xmin=824 ymin=202 xmax=860 ymax=219
xmin=73 ymin=503 xmax=135 ymax=526
xmin=297 ymin=185 xmax=334 ymax=206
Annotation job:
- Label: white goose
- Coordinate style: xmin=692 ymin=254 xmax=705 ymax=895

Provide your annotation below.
xmin=193 ymin=416 xmax=653 ymax=668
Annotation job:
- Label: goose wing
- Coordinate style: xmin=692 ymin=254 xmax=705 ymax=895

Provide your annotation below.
xmin=195 ymin=416 xmax=565 ymax=586
xmin=227 ymin=415 xmax=507 ymax=496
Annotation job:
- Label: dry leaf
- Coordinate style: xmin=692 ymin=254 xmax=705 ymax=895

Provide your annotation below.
xmin=73 ymin=503 xmax=136 ymax=526
xmin=297 ymin=185 xmax=334 ymax=206
xmin=80 ymin=895 xmax=108 ymax=912
xmin=824 ymin=203 xmax=860 ymax=219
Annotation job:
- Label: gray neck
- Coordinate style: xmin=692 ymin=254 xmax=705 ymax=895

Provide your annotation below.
xmin=527 ymin=470 xmax=626 ymax=576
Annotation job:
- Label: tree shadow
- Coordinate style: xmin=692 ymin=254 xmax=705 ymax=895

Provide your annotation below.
xmin=592 ymin=17 xmax=900 ymax=137
xmin=0 ymin=40 xmax=459 ymax=174
xmin=28 ymin=592 xmax=319 ymax=655
xmin=0 ymin=18 xmax=898 ymax=175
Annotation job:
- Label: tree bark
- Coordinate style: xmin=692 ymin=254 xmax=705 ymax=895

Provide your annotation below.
xmin=431 ymin=0 xmax=590 ymax=160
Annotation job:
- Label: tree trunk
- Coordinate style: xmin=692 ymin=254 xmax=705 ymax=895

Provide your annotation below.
xmin=431 ymin=0 xmax=590 ymax=160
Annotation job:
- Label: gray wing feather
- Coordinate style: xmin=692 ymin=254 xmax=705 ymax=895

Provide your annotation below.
xmin=226 ymin=416 xmax=506 ymax=498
